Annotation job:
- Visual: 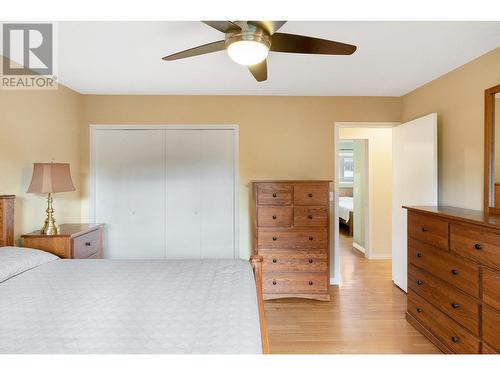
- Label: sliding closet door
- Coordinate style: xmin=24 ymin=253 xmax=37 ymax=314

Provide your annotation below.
xmin=92 ymin=126 xmax=237 ymax=260
xmin=165 ymin=129 xmax=235 ymax=259
xmin=93 ymin=129 xmax=166 ymax=259
xmin=200 ymin=130 xmax=235 ymax=258
xmin=165 ymin=130 xmax=202 ymax=258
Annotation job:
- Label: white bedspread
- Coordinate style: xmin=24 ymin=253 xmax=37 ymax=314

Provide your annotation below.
xmin=0 ymin=259 xmax=262 ymax=354
xmin=338 ymin=196 xmax=354 ymax=222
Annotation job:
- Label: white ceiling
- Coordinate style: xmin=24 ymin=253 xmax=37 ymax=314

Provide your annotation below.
xmin=56 ymin=21 xmax=500 ymax=96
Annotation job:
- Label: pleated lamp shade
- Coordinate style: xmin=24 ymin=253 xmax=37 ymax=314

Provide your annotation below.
xmin=27 ymin=163 xmax=76 ymax=193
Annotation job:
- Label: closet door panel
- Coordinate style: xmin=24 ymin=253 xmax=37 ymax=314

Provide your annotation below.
xmin=200 ymin=130 xmax=235 ymax=258
xmin=165 ymin=130 xmax=202 ymax=258
xmin=94 ymin=129 xmax=166 ymax=259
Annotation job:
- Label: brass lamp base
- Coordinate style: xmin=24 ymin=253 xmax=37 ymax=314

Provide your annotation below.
xmin=41 ymin=193 xmax=58 ymax=235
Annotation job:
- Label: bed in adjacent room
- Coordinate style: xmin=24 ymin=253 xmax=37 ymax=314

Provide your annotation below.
xmin=338 ymin=188 xmax=354 ymax=236
xmin=0 ymin=197 xmax=267 ymax=354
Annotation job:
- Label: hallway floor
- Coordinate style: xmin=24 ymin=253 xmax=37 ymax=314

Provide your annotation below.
xmin=264 ymin=228 xmax=440 ymax=354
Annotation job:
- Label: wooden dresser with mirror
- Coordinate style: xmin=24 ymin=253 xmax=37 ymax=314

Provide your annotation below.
xmin=404 ymin=83 xmax=500 ymax=354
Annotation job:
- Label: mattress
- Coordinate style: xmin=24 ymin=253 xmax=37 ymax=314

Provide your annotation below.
xmin=0 ymin=258 xmax=262 ymax=354
xmin=338 ymin=196 xmax=354 ymax=222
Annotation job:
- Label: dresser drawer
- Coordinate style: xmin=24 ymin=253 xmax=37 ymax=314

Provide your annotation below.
xmin=263 ymin=272 xmax=328 ymax=294
xmin=408 ymin=238 xmax=479 ymax=297
xmin=73 ymin=230 xmax=101 ymax=259
xmin=257 ymin=206 xmax=292 ymax=227
xmin=482 ymin=305 xmax=500 ymax=352
xmin=260 ymin=249 xmax=327 ymax=272
xmin=407 ymin=290 xmax=479 ymax=353
xmin=258 ymin=228 xmax=328 ymax=250
xmin=482 ymin=342 xmax=499 ymax=354
xmin=294 ymin=184 xmax=329 ymax=206
xmin=408 ymin=211 xmax=449 ymax=251
xmin=450 ymin=223 xmax=500 ymax=270
xmin=294 ymin=206 xmax=328 ymax=227
xmin=256 ymin=183 xmax=292 ymax=206
xmin=483 ymin=268 xmax=500 ymax=311
xmin=408 ymin=264 xmax=479 ymax=334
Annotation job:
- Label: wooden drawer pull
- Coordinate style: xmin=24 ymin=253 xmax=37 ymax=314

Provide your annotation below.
xmin=451 ymin=303 xmax=460 ymax=309
xmin=272 ymin=280 xmax=277 ymax=285
xmin=308 ymin=281 xmax=314 ymax=286
xmin=451 ymin=336 xmax=460 ymax=343
xmin=272 ymin=192 xmax=277 ymax=197
xmin=416 ymin=279 xmax=424 ymax=285
xmin=308 ymin=193 xmax=313 ymax=198
xmin=416 ymin=307 xmax=423 ymax=313
xmin=272 ymin=236 xmax=277 ymax=241
xmin=308 ymin=259 xmax=313 ymax=264
xmin=451 ymin=269 xmax=459 ymax=275
xmin=272 ymin=259 xmax=277 ymax=263
xmin=474 ymin=243 xmax=482 ymax=250
xmin=309 ymin=236 xmax=314 ymax=241
xmin=272 ymin=215 xmax=277 ymax=220
xmin=416 ymin=252 xmax=423 ymax=258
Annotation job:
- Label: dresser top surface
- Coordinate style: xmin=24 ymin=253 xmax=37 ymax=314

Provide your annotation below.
xmin=22 ymin=224 xmax=102 ymax=238
xmin=404 ymin=205 xmax=500 ymax=229
xmin=251 ymin=180 xmax=332 ymax=184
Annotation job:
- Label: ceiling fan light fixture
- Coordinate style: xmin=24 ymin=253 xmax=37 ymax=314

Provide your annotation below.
xmin=226 ymin=33 xmax=270 ymax=66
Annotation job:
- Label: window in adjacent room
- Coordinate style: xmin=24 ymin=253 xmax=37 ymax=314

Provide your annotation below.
xmin=339 ymin=151 xmax=354 ymax=184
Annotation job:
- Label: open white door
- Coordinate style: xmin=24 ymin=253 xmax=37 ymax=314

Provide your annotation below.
xmin=392 ymin=113 xmax=438 ymax=291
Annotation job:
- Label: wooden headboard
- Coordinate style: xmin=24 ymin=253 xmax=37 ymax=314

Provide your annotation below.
xmin=339 ymin=187 xmax=353 ymax=197
xmin=0 ymin=195 xmax=15 ymax=247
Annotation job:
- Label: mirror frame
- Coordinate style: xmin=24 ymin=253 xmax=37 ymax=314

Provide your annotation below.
xmin=484 ymin=84 xmax=500 ymax=214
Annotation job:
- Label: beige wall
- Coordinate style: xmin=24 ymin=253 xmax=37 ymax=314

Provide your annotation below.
xmin=0 ymin=82 xmax=82 ymax=242
xmin=401 ymin=47 xmax=500 ymax=210
xmin=80 ymin=96 xmax=401 ymax=260
xmin=339 ymin=127 xmax=393 ymax=259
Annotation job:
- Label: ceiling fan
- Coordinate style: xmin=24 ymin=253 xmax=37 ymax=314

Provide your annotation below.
xmin=162 ymin=21 xmax=357 ymax=82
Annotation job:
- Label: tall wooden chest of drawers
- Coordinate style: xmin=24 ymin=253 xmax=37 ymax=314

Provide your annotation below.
xmin=405 ymin=206 xmax=500 ymax=354
xmin=252 ymin=181 xmax=331 ymax=301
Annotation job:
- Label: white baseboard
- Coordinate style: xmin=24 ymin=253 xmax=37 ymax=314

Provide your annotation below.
xmin=352 ymin=242 xmax=365 ymax=254
xmin=330 ymin=276 xmax=341 ymax=285
xmin=368 ymin=253 xmax=392 ymax=260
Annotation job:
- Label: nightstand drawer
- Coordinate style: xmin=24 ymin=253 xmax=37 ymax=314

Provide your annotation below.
xmin=73 ymin=230 xmax=101 ymax=259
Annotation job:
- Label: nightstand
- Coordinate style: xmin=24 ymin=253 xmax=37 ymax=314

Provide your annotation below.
xmin=22 ymin=224 xmax=103 ymax=259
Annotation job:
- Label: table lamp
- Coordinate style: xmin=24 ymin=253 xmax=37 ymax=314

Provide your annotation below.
xmin=27 ymin=162 xmax=76 ymax=235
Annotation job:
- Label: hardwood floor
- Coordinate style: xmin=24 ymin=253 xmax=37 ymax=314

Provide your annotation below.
xmin=264 ymin=227 xmax=441 ymax=354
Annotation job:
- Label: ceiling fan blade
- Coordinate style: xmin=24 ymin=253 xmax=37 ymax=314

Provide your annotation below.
xmin=248 ymin=60 xmax=267 ymax=82
xmin=270 ymin=33 xmax=357 ymax=55
xmin=248 ymin=21 xmax=286 ymax=35
xmin=162 ymin=40 xmax=226 ymax=61
xmin=202 ymin=21 xmax=241 ymax=33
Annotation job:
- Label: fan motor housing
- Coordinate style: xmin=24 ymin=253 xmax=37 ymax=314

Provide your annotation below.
xmin=225 ymin=30 xmax=271 ymax=50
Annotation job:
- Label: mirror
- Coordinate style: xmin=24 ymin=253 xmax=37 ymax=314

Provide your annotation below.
xmin=484 ymin=85 xmax=500 ymax=213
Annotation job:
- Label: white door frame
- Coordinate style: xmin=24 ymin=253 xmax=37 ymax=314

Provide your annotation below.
xmin=332 ymin=122 xmax=399 ymax=285
xmin=89 ymin=124 xmax=240 ymax=258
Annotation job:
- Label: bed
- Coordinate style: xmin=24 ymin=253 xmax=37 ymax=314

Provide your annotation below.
xmin=0 ymin=195 xmax=268 ymax=354
xmin=338 ymin=188 xmax=354 ymax=236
